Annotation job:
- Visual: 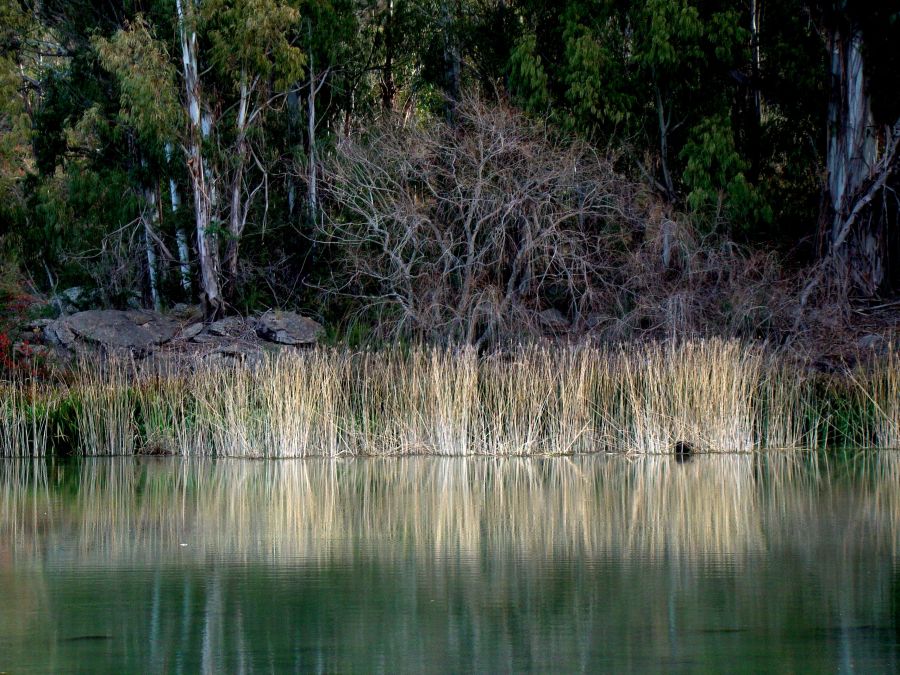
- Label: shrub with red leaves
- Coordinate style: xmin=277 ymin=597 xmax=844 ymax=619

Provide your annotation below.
xmin=0 ymin=287 xmax=46 ymax=380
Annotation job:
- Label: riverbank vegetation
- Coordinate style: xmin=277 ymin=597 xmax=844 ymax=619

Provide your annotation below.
xmin=1 ymin=2 xmax=900 ymax=459
xmin=1 ymin=340 xmax=897 ymax=458
xmin=1 ymin=1 xmax=899 ymax=353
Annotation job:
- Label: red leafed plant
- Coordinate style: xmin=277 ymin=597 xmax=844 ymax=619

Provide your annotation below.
xmin=0 ymin=284 xmax=46 ymax=380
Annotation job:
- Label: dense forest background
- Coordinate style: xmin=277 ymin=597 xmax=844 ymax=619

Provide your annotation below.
xmin=1 ymin=0 xmax=899 ymax=348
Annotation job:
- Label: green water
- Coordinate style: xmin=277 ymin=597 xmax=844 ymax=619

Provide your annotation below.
xmin=0 ymin=453 xmax=898 ymax=673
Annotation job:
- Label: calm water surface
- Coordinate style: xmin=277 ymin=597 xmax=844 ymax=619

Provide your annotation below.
xmin=1 ymin=453 xmax=898 ymax=673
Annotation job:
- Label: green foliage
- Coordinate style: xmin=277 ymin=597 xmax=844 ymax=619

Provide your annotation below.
xmin=681 ymin=115 xmax=771 ymax=230
xmin=634 ymin=0 xmax=705 ymax=71
xmin=205 ymin=0 xmax=306 ymax=89
xmin=508 ymin=34 xmax=551 ymax=114
xmin=0 ymin=0 xmax=896 ymax=327
xmin=560 ymin=6 xmax=633 ymax=133
xmin=24 ymin=163 xmax=142 ymax=297
xmin=94 ymin=15 xmax=181 ymax=143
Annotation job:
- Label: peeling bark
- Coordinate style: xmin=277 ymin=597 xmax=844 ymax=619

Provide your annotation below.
xmin=748 ymin=0 xmax=762 ymax=181
xmin=824 ymin=21 xmax=883 ymax=295
xmin=224 ymin=71 xmax=250 ymax=301
xmin=308 ymin=59 xmax=318 ymax=221
xmin=177 ymin=0 xmax=223 ymax=321
xmin=141 ymin=184 xmax=161 ymax=311
xmin=165 ymin=142 xmax=192 ymax=295
xmin=306 ymin=39 xmax=328 ymax=224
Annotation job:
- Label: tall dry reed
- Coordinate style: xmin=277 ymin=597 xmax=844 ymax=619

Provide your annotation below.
xmin=0 ymin=379 xmax=51 ymax=457
xmin=4 ymin=340 xmax=896 ymax=457
xmin=861 ymin=347 xmax=900 ymax=449
xmin=72 ymin=358 xmax=138 ymax=456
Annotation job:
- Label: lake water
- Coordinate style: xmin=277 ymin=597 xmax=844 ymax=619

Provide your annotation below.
xmin=1 ymin=453 xmax=898 ymax=673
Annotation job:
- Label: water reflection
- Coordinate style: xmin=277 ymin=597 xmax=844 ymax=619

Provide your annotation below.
xmin=0 ymin=453 xmax=898 ymax=672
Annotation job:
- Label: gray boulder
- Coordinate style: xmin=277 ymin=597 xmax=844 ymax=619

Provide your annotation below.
xmin=206 ymin=316 xmax=250 ymax=337
xmin=51 ymin=286 xmax=102 ymax=315
xmin=192 ymin=316 xmax=251 ymax=343
xmin=256 ymin=310 xmax=324 ymax=345
xmin=44 ymin=320 xmax=77 ymax=348
xmin=52 ymin=310 xmax=180 ymax=352
xmin=177 ymin=322 xmax=205 ymax=341
xmin=170 ymin=303 xmax=204 ymax=322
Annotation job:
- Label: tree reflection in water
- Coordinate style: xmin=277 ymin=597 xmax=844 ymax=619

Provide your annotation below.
xmin=0 ymin=452 xmax=897 ymax=672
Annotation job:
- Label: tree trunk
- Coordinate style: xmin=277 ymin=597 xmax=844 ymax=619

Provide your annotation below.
xmin=307 ymin=51 xmax=318 ymax=222
xmin=224 ymin=72 xmax=250 ymax=302
xmin=825 ymin=21 xmax=883 ymax=295
xmin=177 ymin=0 xmax=223 ymax=321
xmin=141 ymin=184 xmax=162 ymax=311
xmin=165 ymin=142 xmax=192 ymax=296
xmin=654 ymin=78 xmax=675 ymax=200
xmin=286 ymin=87 xmax=300 ymax=217
xmin=748 ymin=0 xmax=762 ymax=182
xmin=441 ymin=0 xmax=461 ymax=122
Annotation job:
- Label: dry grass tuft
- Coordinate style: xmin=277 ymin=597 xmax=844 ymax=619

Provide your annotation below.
xmin=0 ymin=379 xmax=51 ymax=457
xmin=846 ymin=346 xmax=900 ymax=449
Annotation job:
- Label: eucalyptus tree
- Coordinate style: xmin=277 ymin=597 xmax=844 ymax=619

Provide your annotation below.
xmin=811 ymin=1 xmax=900 ymax=296
xmin=97 ymin=0 xmax=305 ymax=317
xmin=0 ymin=0 xmax=36 ymax=218
xmin=204 ymin=0 xmax=306 ymax=304
xmin=96 ymin=16 xmax=182 ymax=310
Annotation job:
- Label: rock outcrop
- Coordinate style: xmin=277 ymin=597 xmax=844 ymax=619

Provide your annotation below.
xmin=33 ymin=308 xmax=323 ymax=362
xmin=46 ymin=310 xmax=179 ymax=353
xmin=255 ymin=310 xmax=324 ymax=346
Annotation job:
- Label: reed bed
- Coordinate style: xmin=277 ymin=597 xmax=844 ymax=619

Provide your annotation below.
xmin=1 ymin=340 xmax=897 ymax=457
xmin=617 ymin=340 xmax=763 ymax=453
xmin=0 ymin=379 xmax=51 ymax=457
xmin=72 ymin=359 xmax=138 ymax=456
xmin=855 ymin=349 xmax=900 ymax=449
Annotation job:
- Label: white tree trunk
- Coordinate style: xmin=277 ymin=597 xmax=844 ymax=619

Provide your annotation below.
xmin=225 ymin=72 xmax=251 ymax=298
xmin=177 ymin=0 xmax=223 ymax=319
xmin=826 ymin=23 xmax=882 ymax=294
xmin=307 ymin=53 xmax=318 ymax=222
xmin=141 ymin=185 xmax=162 ymax=311
xmin=655 ymin=79 xmax=674 ymax=199
xmin=750 ymin=0 xmax=761 ymax=123
xmin=165 ymin=142 xmax=192 ymax=295
xmin=827 ymin=27 xmax=876 ymax=222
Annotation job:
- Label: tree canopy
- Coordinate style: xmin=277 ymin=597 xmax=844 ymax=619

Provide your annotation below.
xmin=1 ymin=0 xmax=899 ymax=334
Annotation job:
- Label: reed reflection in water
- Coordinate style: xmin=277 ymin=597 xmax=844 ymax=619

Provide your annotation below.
xmin=0 ymin=453 xmax=898 ymax=672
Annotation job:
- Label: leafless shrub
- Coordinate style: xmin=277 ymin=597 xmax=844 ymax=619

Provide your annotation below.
xmin=614 ymin=214 xmax=795 ymax=342
xmin=320 ymin=97 xmax=793 ymax=345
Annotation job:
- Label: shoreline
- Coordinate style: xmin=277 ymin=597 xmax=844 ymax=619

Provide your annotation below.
xmin=2 ymin=339 xmax=898 ymax=458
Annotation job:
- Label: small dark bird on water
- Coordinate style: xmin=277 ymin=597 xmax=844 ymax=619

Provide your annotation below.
xmin=673 ymin=441 xmax=694 ymax=462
